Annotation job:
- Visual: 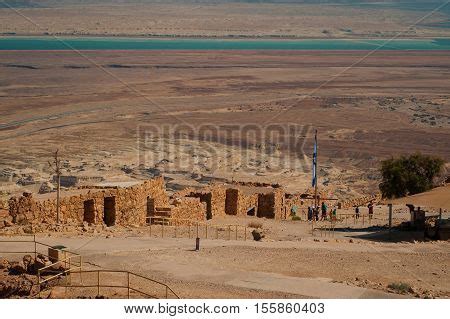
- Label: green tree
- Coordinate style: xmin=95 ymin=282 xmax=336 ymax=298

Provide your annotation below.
xmin=379 ymin=153 xmax=445 ymax=199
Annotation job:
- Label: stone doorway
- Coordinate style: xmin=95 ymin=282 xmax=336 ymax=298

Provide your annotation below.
xmin=83 ymin=199 xmax=95 ymax=224
xmin=103 ymin=197 xmax=116 ymax=226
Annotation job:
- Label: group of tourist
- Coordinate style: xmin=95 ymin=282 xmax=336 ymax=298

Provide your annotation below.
xmin=354 ymin=202 xmax=374 ymax=219
xmin=305 ymin=201 xmax=375 ymax=222
xmin=306 ymin=202 xmax=337 ymax=221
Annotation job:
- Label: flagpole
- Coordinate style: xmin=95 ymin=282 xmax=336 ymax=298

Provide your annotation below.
xmin=314 ymin=130 xmax=318 ymax=213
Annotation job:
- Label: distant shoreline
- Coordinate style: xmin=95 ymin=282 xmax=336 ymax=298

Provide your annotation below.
xmin=2 ymin=33 xmax=450 ymax=41
xmin=1 ymin=36 xmax=450 ymax=51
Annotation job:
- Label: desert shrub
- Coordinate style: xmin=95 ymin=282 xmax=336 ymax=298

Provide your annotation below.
xmin=248 ymin=221 xmax=263 ymax=229
xmin=379 ymin=153 xmax=445 ymax=199
xmin=292 ymin=216 xmax=301 ymax=221
xmin=387 ymin=282 xmax=412 ymax=294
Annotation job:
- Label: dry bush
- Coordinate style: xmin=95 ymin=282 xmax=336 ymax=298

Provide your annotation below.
xmin=388 ymin=282 xmax=413 ymax=294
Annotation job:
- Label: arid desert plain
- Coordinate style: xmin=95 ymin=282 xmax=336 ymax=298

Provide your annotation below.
xmin=0 ymin=0 xmax=449 ymax=300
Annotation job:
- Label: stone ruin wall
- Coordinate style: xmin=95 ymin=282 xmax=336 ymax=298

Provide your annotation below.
xmin=238 ymin=193 xmax=259 ymax=216
xmin=208 ymin=185 xmax=227 ymax=218
xmin=5 ymin=176 xmax=308 ymax=230
xmin=8 ymin=177 xmax=169 ymax=227
xmin=170 ymin=197 xmax=207 ymax=224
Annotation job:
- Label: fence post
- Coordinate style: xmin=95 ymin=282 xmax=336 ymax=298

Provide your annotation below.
xmin=174 ymin=220 xmax=177 ymax=238
xmin=80 ymin=256 xmax=83 ymax=284
xmin=97 ymin=271 xmax=100 ymax=296
xmin=34 ymin=235 xmax=37 ymax=260
xmin=205 ymin=224 xmax=208 ymax=239
xmin=228 ymin=226 xmax=231 ymax=240
xmin=149 ymin=219 xmax=152 ymax=237
xmin=235 ymin=225 xmax=238 ymax=240
xmin=362 ymin=215 xmax=365 ymax=226
xmin=196 ymin=222 xmax=199 ymax=238
xmin=161 ymin=219 xmax=164 ymax=238
xmin=38 ymin=270 xmax=41 ymax=298
xmin=127 ymin=272 xmax=130 ymax=299
xmin=244 ymin=226 xmax=247 ymax=241
xmin=388 ymin=204 xmax=393 ymax=240
xmin=216 ymin=226 xmax=219 ymax=239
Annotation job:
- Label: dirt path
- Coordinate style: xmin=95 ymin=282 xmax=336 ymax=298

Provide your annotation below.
xmin=2 ymin=235 xmax=448 ymax=298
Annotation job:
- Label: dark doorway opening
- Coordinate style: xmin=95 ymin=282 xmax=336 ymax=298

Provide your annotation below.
xmin=187 ymin=192 xmax=212 ymax=220
xmin=103 ymin=197 xmax=116 ymax=226
xmin=83 ymin=199 xmax=95 ymax=224
xmin=225 ymin=189 xmax=239 ymax=215
xmin=147 ymin=197 xmax=155 ymax=223
xmin=247 ymin=206 xmax=256 ymax=216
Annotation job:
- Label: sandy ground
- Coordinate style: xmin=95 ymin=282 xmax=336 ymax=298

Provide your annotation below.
xmin=1 ymin=2 xmax=449 ymax=38
xmin=1 ymin=208 xmax=449 ymax=299
xmin=1 ymin=50 xmax=449 ymax=200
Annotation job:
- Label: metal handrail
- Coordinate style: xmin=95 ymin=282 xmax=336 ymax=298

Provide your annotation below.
xmin=146 ymin=216 xmax=248 ymax=241
xmin=0 ymin=235 xmax=80 ymax=259
xmin=38 ymin=254 xmax=82 ymax=285
xmin=66 ymin=269 xmax=180 ymax=299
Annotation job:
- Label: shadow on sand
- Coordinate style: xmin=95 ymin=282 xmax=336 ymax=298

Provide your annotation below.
xmin=335 ymin=226 xmax=426 ymax=243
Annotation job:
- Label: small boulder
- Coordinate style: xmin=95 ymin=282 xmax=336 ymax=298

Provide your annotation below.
xmin=9 ymin=262 xmax=27 ymax=275
xmin=3 ymin=219 xmax=13 ymax=227
xmin=38 ymin=182 xmax=55 ymax=194
xmin=252 ymin=229 xmax=265 ymax=241
xmin=0 ymin=257 xmax=10 ymax=269
xmin=22 ymin=255 xmax=33 ymax=272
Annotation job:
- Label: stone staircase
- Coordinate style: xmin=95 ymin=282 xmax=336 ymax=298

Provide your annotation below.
xmin=150 ymin=207 xmax=172 ymax=225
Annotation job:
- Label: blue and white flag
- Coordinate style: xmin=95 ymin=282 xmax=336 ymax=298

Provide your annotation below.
xmin=312 ymin=130 xmax=317 ymax=187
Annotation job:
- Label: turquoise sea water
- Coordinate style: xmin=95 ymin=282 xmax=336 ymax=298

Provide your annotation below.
xmin=1 ymin=37 xmax=450 ymax=50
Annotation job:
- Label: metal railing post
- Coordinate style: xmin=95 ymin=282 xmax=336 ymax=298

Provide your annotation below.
xmin=38 ymin=270 xmax=41 ymax=298
xmin=34 ymin=235 xmax=37 ymax=260
xmin=97 ymin=271 xmax=100 ymax=296
xmin=196 ymin=222 xmax=199 ymax=238
xmin=235 ymin=225 xmax=238 ymax=240
xmin=216 ymin=226 xmax=218 ymax=239
xmin=174 ymin=220 xmax=177 ymax=238
xmin=149 ymin=218 xmax=152 ymax=237
xmin=161 ymin=219 xmax=164 ymax=238
xmin=127 ymin=272 xmax=130 ymax=299
xmin=80 ymin=256 xmax=83 ymax=284
xmin=228 ymin=226 xmax=231 ymax=240
xmin=205 ymin=224 xmax=208 ymax=239
xmin=244 ymin=226 xmax=247 ymax=241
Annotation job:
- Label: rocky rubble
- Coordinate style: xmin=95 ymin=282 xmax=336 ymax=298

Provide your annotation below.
xmin=0 ymin=255 xmax=54 ymax=298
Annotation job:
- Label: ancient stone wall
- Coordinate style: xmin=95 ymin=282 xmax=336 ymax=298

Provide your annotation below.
xmin=236 ymin=191 xmax=259 ymax=217
xmin=255 ymin=189 xmax=287 ymax=220
xmin=8 ymin=177 xmax=169 ymax=226
xmin=170 ymin=197 xmax=207 ymax=224
xmin=271 ymin=189 xmax=286 ymax=220
xmin=209 ymin=185 xmax=226 ymax=218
